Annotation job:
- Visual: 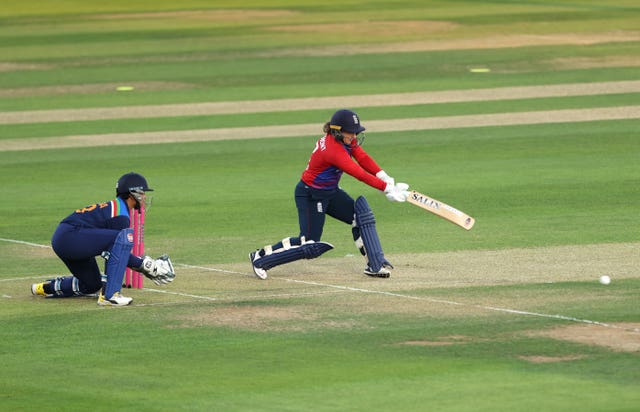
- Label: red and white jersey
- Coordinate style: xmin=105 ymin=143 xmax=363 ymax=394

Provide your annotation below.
xmin=301 ymin=134 xmax=386 ymax=191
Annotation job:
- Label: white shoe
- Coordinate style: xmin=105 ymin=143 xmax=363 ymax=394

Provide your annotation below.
xmin=364 ymin=265 xmax=391 ymax=278
xmin=97 ymin=291 xmax=133 ymax=306
xmin=249 ymin=251 xmax=268 ymax=280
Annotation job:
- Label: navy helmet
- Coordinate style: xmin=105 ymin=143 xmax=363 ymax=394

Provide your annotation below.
xmin=329 ymin=109 xmax=366 ymax=135
xmin=116 ymin=172 xmax=153 ymax=197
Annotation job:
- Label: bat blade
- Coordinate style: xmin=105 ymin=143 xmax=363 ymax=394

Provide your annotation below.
xmin=406 ymin=190 xmax=475 ymax=230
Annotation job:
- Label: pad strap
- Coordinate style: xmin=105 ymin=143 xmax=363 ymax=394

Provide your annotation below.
xmin=47 ymin=276 xmax=83 ymax=297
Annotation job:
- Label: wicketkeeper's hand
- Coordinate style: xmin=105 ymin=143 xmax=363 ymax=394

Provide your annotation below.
xmin=138 ymin=254 xmax=176 ymax=285
xmin=384 ymin=182 xmax=410 ymax=202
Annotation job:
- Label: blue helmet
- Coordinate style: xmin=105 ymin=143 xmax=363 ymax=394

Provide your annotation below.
xmin=329 ymin=109 xmax=366 ymax=135
xmin=116 ymin=172 xmax=153 ymax=197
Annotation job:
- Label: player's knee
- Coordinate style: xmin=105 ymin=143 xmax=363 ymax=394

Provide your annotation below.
xmin=114 ymin=228 xmax=134 ymax=251
xmin=106 ymin=228 xmax=134 ymax=261
xmin=80 ymin=280 xmax=102 ymax=295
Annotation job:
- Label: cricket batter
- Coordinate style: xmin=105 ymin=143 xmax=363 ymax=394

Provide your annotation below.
xmin=250 ymin=109 xmax=409 ymax=279
xmin=31 ymin=172 xmax=175 ymax=306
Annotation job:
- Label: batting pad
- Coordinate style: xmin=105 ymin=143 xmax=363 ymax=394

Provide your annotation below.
xmin=255 ymin=239 xmax=334 ymax=270
xmin=354 ymin=196 xmax=388 ymax=272
xmin=103 ymin=228 xmax=134 ymax=299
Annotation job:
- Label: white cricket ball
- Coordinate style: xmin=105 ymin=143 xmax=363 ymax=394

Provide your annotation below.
xmin=599 ymin=275 xmax=611 ymax=285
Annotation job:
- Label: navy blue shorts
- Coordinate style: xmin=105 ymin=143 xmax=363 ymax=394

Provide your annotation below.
xmin=295 ymin=180 xmax=355 ymax=241
xmin=51 ymin=223 xmax=121 ymax=292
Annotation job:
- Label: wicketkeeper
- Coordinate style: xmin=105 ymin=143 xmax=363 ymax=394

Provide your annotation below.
xmin=250 ymin=109 xmax=410 ymax=279
xmin=31 ymin=172 xmax=175 ymax=306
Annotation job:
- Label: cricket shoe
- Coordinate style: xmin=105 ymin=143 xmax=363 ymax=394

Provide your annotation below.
xmin=249 ymin=250 xmax=268 ymax=280
xmin=364 ymin=265 xmax=391 ymax=278
xmin=97 ymin=291 xmax=133 ymax=306
xmin=31 ymin=282 xmax=52 ymax=297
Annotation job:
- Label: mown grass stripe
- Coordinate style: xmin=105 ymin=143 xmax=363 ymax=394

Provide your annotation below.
xmin=1 ymin=106 xmax=638 ymax=151
xmin=1 ymin=80 xmax=639 ymax=125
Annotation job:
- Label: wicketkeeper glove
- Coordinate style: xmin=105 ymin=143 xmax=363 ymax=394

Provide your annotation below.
xmin=138 ymin=254 xmax=176 ymax=285
xmin=384 ymin=182 xmax=410 ymax=202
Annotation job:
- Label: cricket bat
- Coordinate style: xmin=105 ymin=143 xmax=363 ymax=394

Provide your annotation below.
xmin=406 ymin=190 xmax=475 ymax=230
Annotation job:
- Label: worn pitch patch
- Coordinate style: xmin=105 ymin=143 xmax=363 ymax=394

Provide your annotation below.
xmin=527 ymin=323 xmax=640 ymax=353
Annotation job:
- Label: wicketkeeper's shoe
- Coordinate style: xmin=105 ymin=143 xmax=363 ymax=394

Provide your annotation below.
xmin=249 ymin=250 xmax=268 ymax=280
xmin=97 ymin=291 xmax=133 ymax=306
xmin=364 ymin=265 xmax=391 ymax=278
xmin=31 ymin=282 xmax=52 ymax=297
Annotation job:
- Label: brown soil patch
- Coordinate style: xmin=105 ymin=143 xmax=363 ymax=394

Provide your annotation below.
xmin=171 ymin=305 xmax=315 ymax=330
xmin=0 ymin=62 xmax=53 ymax=72
xmin=518 ymin=355 xmax=586 ymax=363
xmin=169 ymin=304 xmax=359 ymax=331
xmin=530 ymin=323 xmax=640 ymax=353
xmin=548 ymin=55 xmax=640 ymax=70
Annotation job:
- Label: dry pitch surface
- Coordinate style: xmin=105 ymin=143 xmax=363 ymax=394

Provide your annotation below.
xmin=153 ymin=242 xmax=640 ymax=354
xmin=4 ymin=240 xmax=639 ymax=355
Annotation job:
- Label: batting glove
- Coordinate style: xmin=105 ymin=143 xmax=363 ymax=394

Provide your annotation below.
xmin=376 ymin=170 xmax=395 ymax=186
xmin=384 ymin=183 xmax=410 ymax=202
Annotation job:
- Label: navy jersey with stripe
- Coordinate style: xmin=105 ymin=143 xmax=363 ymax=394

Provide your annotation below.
xmin=60 ymin=197 xmax=130 ymax=230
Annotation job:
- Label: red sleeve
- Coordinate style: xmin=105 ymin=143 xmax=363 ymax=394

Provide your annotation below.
xmin=331 ymin=144 xmax=386 ymax=191
xmin=351 ymin=145 xmax=382 ymax=175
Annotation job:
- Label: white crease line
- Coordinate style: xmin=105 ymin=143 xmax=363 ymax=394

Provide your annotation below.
xmin=0 ymin=238 xmax=51 ymax=248
xmin=176 ymin=262 xmax=247 ymax=276
xmin=0 ymin=276 xmax=47 ymax=282
xmin=3 ymin=236 xmax=638 ymax=333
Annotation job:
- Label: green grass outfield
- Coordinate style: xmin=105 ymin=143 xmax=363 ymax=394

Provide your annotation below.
xmin=1 ymin=1 xmax=639 ymax=411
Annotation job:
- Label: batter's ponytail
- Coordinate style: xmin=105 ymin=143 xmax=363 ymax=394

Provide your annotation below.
xmin=323 ymin=121 xmax=343 ymax=141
